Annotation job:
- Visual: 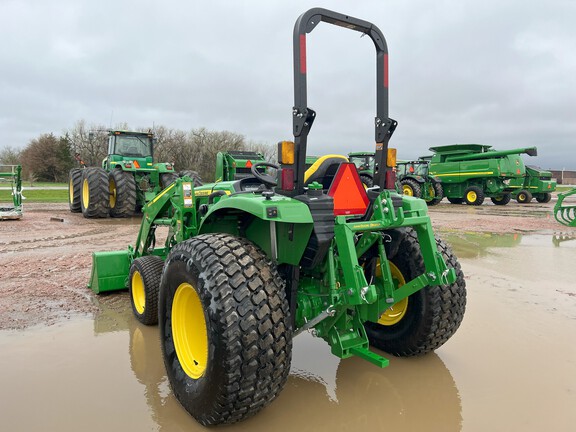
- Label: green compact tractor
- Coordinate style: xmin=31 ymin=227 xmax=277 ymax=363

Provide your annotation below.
xmin=0 ymin=165 xmax=23 ymax=220
xmin=510 ymin=165 xmax=556 ymax=203
xmin=348 ymin=151 xmax=376 ymax=187
xmin=554 ymin=187 xmax=576 ymax=227
xmin=214 ymin=150 xmax=267 ymax=182
xmin=396 ymin=160 xmax=443 ymax=206
xmin=68 ymin=130 xmax=181 ymax=218
xmin=427 ymin=144 xmax=537 ymax=206
xmin=88 ymin=8 xmax=466 ymax=425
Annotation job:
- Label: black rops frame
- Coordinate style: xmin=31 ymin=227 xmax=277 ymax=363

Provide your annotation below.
xmin=283 ymin=7 xmax=397 ymax=196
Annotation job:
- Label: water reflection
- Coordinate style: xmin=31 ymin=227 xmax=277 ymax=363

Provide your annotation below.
xmin=552 ymin=232 xmax=576 ymax=247
xmin=442 ymin=232 xmax=522 ymax=258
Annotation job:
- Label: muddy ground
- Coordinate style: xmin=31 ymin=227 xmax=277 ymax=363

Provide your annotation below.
xmin=0 ymin=199 xmax=570 ymax=330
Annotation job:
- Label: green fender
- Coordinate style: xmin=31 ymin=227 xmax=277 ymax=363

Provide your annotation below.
xmin=199 ymin=193 xmax=314 ymax=265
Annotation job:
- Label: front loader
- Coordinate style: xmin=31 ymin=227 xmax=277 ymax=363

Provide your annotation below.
xmin=0 ymin=165 xmax=23 ymax=220
xmin=554 ymin=187 xmax=576 ymax=227
xmin=88 ymin=8 xmax=466 ymax=426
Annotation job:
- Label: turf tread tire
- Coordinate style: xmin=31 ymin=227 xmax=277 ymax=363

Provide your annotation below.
xmin=68 ymin=168 xmax=83 ymax=212
xmin=365 ymin=229 xmax=467 ymax=356
xmin=159 ymin=233 xmax=292 ymax=426
xmin=129 ymin=255 xmax=164 ymax=325
xmin=80 ymin=167 xmax=110 ymax=218
xmin=109 ymin=169 xmax=137 ymax=218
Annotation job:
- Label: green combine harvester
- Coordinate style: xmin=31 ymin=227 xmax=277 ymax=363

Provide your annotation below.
xmin=427 ymin=144 xmax=537 ymax=205
xmin=554 ymin=187 xmax=576 ymax=227
xmin=69 ymin=130 xmax=185 ymax=218
xmin=88 ymin=8 xmax=466 ymax=425
xmin=0 ymin=165 xmax=23 ymax=220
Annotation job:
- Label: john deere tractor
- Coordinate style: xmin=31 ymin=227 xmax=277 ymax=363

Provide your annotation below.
xmin=396 ymin=160 xmax=443 ymax=205
xmin=88 ymin=9 xmax=466 ymax=426
xmin=348 ymin=151 xmax=376 ymax=187
xmin=214 ymin=150 xmax=267 ymax=182
xmin=68 ymin=130 xmax=180 ymax=218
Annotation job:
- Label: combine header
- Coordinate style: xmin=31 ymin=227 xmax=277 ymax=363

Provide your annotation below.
xmin=88 ymin=8 xmax=466 ymax=425
xmin=0 ymin=165 xmax=23 ymax=220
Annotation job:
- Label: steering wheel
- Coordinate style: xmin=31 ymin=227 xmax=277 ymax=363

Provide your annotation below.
xmin=250 ymin=162 xmax=279 ymax=188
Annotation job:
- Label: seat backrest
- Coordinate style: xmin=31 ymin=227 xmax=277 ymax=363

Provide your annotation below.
xmin=304 ymin=154 xmax=349 ymax=189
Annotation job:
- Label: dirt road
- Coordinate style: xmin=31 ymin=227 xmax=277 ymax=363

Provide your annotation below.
xmin=0 ymin=200 xmax=569 ymax=330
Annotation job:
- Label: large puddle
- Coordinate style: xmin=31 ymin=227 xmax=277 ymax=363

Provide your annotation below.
xmin=1 ymin=232 xmax=576 ymax=431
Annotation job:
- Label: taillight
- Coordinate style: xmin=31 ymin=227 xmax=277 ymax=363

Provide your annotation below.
xmin=281 ymin=168 xmax=294 ymax=191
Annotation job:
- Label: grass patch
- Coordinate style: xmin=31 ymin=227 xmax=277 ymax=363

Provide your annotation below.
xmin=0 ymin=189 xmax=68 ymax=203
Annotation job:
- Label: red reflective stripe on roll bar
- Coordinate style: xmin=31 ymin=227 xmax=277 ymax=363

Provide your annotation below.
xmin=300 ymin=34 xmax=307 ymax=74
xmin=384 ymin=54 xmax=388 ymax=88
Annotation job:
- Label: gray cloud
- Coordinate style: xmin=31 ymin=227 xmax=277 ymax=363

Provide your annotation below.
xmin=1 ymin=0 xmax=574 ymax=169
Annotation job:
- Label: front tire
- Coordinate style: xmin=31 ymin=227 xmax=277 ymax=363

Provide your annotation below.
xmin=80 ymin=168 xmax=110 ymax=218
xmin=464 ymin=186 xmax=485 ymax=205
xmin=426 ymin=182 xmax=444 ymax=206
xmin=400 ymin=179 xmax=422 ymax=198
xmin=516 ymin=189 xmax=532 ymax=203
xmin=109 ymin=169 xmax=137 ymax=218
xmin=364 ymin=229 xmax=466 ymax=356
xmin=159 ymin=233 xmax=292 ymax=425
xmin=129 ymin=256 xmax=164 ymax=325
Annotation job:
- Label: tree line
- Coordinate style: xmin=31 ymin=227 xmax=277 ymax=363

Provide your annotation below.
xmin=0 ymin=120 xmax=275 ymax=183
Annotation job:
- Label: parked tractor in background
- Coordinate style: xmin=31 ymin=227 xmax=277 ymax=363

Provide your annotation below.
xmin=396 ymin=160 xmax=443 ymax=206
xmin=87 ymin=8 xmax=466 ymax=426
xmin=348 ymin=151 xmax=376 ymax=187
xmin=510 ymin=165 xmax=556 ymax=203
xmin=554 ymin=187 xmax=576 ymax=227
xmin=0 ymin=165 xmax=23 ymax=220
xmin=214 ymin=150 xmax=267 ymax=182
xmin=427 ymin=144 xmax=537 ymax=206
xmin=68 ymin=130 xmax=182 ymax=218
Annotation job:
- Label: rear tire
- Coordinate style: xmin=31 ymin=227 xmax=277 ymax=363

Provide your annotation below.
xmin=364 ymin=229 xmax=466 ymax=356
xmin=464 ymin=186 xmax=484 ymax=205
xmin=68 ymin=168 xmax=83 ymax=213
xmin=179 ymin=170 xmax=204 ymax=187
xmin=516 ymin=189 xmax=532 ymax=203
xmin=536 ymin=193 xmax=552 ymax=203
xmin=159 ymin=233 xmax=292 ymax=425
xmin=426 ymin=182 xmax=443 ymax=206
xmin=360 ymin=174 xmax=373 ymax=188
xmin=491 ymin=193 xmax=511 ymax=206
xmin=109 ymin=169 xmax=137 ymax=218
xmin=80 ymin=168 xmax=109 ymax=218
xmin=400 ymin=179 xmax=422 ymax=198
xmin=129 ymin=256 xmax=164 ymax=325
xmin=160 ymin=172 xmax=179 ymax=189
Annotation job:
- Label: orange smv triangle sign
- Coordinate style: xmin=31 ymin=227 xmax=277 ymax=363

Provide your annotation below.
xmin=328 ymin=163 xmax=369 ymax=216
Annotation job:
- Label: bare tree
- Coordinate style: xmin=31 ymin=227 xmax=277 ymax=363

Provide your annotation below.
xmin=63 ymin=120 xmax=109 ymax=167
xmin=0 ymin=146 xmax=21 ymax=165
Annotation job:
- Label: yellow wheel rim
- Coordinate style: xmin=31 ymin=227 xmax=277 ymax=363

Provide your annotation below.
xmin=402 ymin=185 xmax=414 ymax=196
xmin=376 ymin=261 xmax=409 ymax=326
xmin=131 ymin=271 xmax=146 ymax=315
xmin=69 ymin=178 xmax=74 ymax=203
xmin=109 ymin=178 xmax=117 ymax=209
xmin=172 ymin=282 xmax=208 ymax=379
xmin=82 ymin=178 xmax=90 ymax=208
xmin=467 ymin=191 xmax=477 ymax=202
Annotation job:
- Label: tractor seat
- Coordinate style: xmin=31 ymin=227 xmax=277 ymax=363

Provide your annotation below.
xmin=304 ymin=154 xmax=348 ymax=189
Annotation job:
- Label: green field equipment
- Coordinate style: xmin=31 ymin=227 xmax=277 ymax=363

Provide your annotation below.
xmin=348 ymin=151 xmax=376 ymax=187
xmin=89 ymin=8 xmax=466 ymax=425
xmin=0 ymin=165 xmax=23 ymax=220
xmin=510 ymin=165 xmax=556 ymax=203
xmin=68 ymin=130 xmax=193 ymax=219
xmin=396 ymin=160 xmax=443 ymax=206
xmin=554 ymin=187 xmax=576 ymax=227
xmin=214 ymin=150 xmax=267 ymax=182
xmin=427 ymin=144 xmax=537 ymax=206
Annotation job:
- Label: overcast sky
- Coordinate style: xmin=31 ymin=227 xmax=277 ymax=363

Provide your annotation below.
xmin=1 ymin=0 xmax=575 ymax=169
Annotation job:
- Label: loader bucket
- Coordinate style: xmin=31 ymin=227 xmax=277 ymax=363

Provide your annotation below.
xmin=88 ymin=250 xmax=131 ymax=294
xmin=554 ymin=188 xmax=576 ymax=227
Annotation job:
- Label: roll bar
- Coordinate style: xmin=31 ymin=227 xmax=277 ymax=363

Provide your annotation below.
xmin=289 ymin=8 xmax=397 ymax=195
